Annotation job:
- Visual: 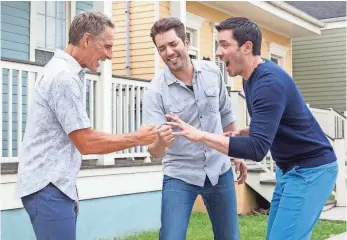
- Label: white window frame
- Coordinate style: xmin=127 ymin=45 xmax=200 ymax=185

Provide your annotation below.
xmin=186 ymin=27 xmax=199 ymax=59
xmin=186 ymin=12 xmax=204 ymax=60
xmin=269 ymin=43 xmax=288 ymax=69
xmin=35 ymin=2 xmax=69 ymax=53
xmin=30 ymin=2 xmax=74 ymax=61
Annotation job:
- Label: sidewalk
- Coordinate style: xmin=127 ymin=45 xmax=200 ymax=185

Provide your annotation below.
xmin=326 ymin=232 xmax=346 ymax=240
xmin=320 ymin=206 xmax=346 ymax=221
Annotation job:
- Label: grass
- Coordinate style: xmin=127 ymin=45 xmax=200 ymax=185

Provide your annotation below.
xmin=112 ymin=212 xmax=346 ymax=240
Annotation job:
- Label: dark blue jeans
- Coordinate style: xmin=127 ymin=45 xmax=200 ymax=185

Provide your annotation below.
xmin=160 ymin=168 xmax=240 ymax=240
xmin=21 ymin=183 xmax=77 ymax=240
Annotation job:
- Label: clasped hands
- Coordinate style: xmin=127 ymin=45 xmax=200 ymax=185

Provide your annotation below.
xmin=164 ymin=113 xmax=247 ymax=184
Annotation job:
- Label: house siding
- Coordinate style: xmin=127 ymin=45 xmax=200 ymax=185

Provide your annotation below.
xmin=112 ymin=2 xmax=155 ymax=80
xmin=292 ymin=27 xmax=346 ymax=112
xmin=1 ymin=1 xmax=31 ymax=157
xmin=1 ymin=1 xmax=30 ymax=61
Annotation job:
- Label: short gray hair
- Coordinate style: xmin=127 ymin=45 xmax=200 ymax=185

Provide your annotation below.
xmin=69 ymin=10 xmax=114 ymax=45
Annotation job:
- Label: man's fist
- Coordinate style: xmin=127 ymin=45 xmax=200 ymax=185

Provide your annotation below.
xmin=157 ymin=124 xmax=175 ymax=147
xmin=137 ymin=124 xmax=158 ymax=146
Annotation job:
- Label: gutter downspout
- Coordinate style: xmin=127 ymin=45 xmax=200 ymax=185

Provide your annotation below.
xmin=269 ymin=1 xmax=325 ymax=28
xmin=125 ymin=1 xmax=130 ymax=77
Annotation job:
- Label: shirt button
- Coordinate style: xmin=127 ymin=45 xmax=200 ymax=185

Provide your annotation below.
xmin=200 ymin=116 xmax=202 ymax=119
xmin=196 ymin=99 xmax=199 ymax=102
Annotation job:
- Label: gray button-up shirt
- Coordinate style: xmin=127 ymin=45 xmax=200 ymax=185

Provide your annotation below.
xmin=15 ymin=49 xmax=91 ymax=201
xmin=142 ymin=60 xmax=234 ymax=187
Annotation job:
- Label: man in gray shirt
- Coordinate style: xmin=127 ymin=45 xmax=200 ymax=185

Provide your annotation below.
xmin=15 ymin=11 xmax=157 ymax=240
xmin=143 ymin=17 xmax=247 ymax=240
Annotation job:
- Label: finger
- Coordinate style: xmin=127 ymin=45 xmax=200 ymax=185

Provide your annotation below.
xmin=172 ymin=131 xmax=185 ymax=136
xmin=165 ymin=114 xmax=182 ymax=123
xmin=235 ymin=162 xmax=240 ymax=174
xmin=166 ymin=122 xmax=182 ymax=129
xmin=159 ymin=124 xmax=171 ymax=131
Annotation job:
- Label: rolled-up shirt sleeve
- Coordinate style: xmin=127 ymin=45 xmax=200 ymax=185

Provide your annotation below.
xmin=49 ymin=71 xmax=91 ymax=135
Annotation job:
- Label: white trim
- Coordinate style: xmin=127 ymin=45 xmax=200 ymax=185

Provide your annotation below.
xmin=251 ymin=1 xmax=322 ymax=35
xmin=322 ymin=19 xmax=346 ymax=30
xmin=199 ymin=2 xmax=292 ymax=38
xmin=268 ymin=1 xmax=324 ymax=28
xmin=65 ymin=2 xmax=71 ymax=47
xmin=186 ymin=12 xmax=205 ymax=30
xmin=185 ymin=13 xmax=204 ymax=60
xmin=1 ymin=165 xmax=163 ymax=210
xmin=70 ymin=0 xmax=76 ymax=22
xmin=269 ymin=43 xmax=288 ymax=69
xmin=186 ymin=28 xmax=200 ymax=60
xmin=200 ymin=2 xmax=321 ymax=37
xmin=290 ymin=38 xmax=293 ymax=76
xmin=269 ymin=43 xmax=288 ymax=58
xmin=29 ymin=1 xmax=37 ymax=62
xmin=170 ymin=0 xmax=186 ymax=24
xmin=154 ymin=1 xmax=160 ymax=76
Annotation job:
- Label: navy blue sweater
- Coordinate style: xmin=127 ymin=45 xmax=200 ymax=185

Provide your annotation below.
xmin=228 ymin=59 xmax=336 ymax=172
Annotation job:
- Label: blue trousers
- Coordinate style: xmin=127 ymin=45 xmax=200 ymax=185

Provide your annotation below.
xmin=21 ymin=183 xmax=77 ymax=240
xmin=266 ymin=161 xmax=338 ymax=240
xmin=160 ymin=168 xmax=240 ymax=240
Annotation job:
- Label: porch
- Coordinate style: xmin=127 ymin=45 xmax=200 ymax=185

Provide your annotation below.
xmin=1 ymin=58 xmax=346 ymax=207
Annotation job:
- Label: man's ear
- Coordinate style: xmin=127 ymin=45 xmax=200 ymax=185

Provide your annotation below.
xmin=82 ymin=33 xmax=92 ymax=48
xmin=243 ymin=41 xmax=253 ymax=55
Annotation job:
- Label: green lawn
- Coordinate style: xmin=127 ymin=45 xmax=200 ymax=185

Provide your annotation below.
xmin=112 ymin=212 xmax=346 ymax=240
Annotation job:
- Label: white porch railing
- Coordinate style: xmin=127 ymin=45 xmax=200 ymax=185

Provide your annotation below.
xmin=111 ymin=77 xmax=150 ymax=159
xmin=310 ymin=106 xmax=346 ymax=139
xmin=230 ymin=90 xmax=346 ymax=206
xmin=1 ymin=59 xmax=150 ymax=164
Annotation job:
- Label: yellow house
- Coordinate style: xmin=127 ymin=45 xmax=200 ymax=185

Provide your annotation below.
xmin=111 ymin=1 xmax=323 ymax=92
xmin=1 ymin=1 xmax=345 ymax=239
xmin=110 ymin=1 xmax=327 ymax=214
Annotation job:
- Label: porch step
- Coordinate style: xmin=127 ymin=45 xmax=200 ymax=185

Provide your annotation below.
xmin=323 ymin=200 xmax=337 ymax=211
xmin=260 ymin=179 xmax=276 ymax=185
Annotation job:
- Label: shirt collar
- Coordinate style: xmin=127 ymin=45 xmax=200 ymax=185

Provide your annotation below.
xmin=53 ymin=49 xmax=84 ymax=77
xmin=164 ymin=59 xmax=202 ymax=85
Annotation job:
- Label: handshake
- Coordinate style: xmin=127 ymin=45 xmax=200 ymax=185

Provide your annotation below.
xmin=135 ymin=123 xmax=175 ymax=147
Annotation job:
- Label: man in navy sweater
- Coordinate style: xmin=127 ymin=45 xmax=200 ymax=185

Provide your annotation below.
xmin=166 ymin=17 xmax=338 ymax=240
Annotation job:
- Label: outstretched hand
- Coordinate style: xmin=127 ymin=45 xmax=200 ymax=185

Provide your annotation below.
xmin=165 ymin=114 xmax=204 ymax=142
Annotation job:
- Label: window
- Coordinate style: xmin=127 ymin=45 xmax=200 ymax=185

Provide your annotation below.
xmin=271 ymin=57 xmax=279 ymax=65
xmin=36 ymin=1 xmax=67 ymax=64
xmin=269 ymin=43 xmax=287 ymax=69
xmin=186 ymin=13 xmax=204 ymax=60
xmin=186 ymin=27 xmax=198 ymax=59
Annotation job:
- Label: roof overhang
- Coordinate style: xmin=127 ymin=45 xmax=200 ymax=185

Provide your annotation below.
xmin=202 ymin=1 xmax=324 ymax=37
xmin=321 ymin=17 xmax=347 ymax=30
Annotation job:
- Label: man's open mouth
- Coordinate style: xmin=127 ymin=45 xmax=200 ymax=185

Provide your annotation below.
xmin=225 ymin=61 xmax=230 ymax=67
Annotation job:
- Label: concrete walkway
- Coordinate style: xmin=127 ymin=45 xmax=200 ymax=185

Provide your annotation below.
xmin=326 ymin=232 xmax=346 ymax=240
xmin=320 ymin=206 xmax=347 ymax=221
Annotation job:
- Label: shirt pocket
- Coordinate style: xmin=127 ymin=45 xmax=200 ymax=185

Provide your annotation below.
xmin=204 ymin=87 xmax=219 ymax=113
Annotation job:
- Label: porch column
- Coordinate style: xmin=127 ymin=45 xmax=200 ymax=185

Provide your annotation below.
xmin=170 ymin=0 xmax=186 ymax=25
xmin=94 ymin=1 xmax=114 ymax=166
